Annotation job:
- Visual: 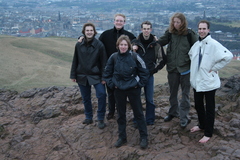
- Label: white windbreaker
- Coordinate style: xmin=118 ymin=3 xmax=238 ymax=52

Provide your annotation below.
xmin=188 ymin=35 xmax=233 ymax=92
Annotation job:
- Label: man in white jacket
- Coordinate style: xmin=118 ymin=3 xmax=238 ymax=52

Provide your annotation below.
xmin=188 ymin=20 xmax=233 ymax=143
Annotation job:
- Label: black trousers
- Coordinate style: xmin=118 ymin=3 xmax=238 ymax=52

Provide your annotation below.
xmin=193 ymin=89 xmax=216 ymax=137
xmin=107 ymin=86 xmax=116 ymax=114
xmin=114 ymin=87 xmax=148 ymax=140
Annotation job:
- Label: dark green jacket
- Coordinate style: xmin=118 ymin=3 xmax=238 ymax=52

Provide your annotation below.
xmin=158 ymin=29 xmax=198 ymax=73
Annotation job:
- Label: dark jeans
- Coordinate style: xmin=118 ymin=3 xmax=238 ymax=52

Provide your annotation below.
xmin=193 ymin=89 xmax=216 ymax=137
xmin=78 ymin=83 xmax=106 ymax=121
xmin=167 ymin=72 xmax=191 ymax=125
xmin=114 ymin=87 xmax=148 ymax=140
xmin=107 ymin=86 xmax=116 ymax=114
xmin=134 ymin=75 xmax=155 ymax=124
xmin=144 ymin=75 xmax=155 ymax=124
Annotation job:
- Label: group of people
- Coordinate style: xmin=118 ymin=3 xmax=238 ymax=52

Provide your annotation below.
xmin=70 ymin=12 xmax=233 ymax=149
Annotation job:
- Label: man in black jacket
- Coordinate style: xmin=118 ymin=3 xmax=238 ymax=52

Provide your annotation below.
xmin=99 ymin=14 xmax=136 ymax=120
xmin=70 ymin=23 xmax=107 ymax=129
xmin=132 ymin=21 xmax=166 ymax=125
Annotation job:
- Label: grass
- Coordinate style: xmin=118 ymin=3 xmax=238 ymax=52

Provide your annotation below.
xmin=0 ymin=35 xmax=239 ymax=92
xmin=0 ymin=35 xmax=76 ymax=92
xmin=212 ymin=21 xmax=240 ymax=28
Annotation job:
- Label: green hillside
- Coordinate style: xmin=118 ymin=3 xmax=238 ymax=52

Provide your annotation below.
xmin=0 ymin=35 xmax=76 ymax=92
xmin=0 ymin=35 xmax=239 ymax=92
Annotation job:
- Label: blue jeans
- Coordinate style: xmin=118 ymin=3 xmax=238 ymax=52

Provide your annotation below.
xmin=167 ymin=72 xmax=190 ymax=125
xmin=133 ymin=75 xmax=155 ymax=124
xmin=144 ymin=75 xmax=155 ymax=124
xmin=78 ymin=83 xmax=106 ymax=121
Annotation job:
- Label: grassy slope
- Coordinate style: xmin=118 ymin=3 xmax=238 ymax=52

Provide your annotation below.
xmin=0 ymin=35 xmax=76 ymax=92
xmin=0 ymin=35 xmax=239 ymax=92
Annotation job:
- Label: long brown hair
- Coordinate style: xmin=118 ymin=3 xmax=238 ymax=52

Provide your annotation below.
xmin=169 ymin=13 xmax=188 ymax=35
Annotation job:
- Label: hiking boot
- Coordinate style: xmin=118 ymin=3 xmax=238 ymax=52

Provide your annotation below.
xmin=164 ymin=115 xmax=175 ymax=122
xmin=140 ymin=138 xmax=148 ymax=149
xmin=114 ymin=138 xmax=127 ymax=148
xmin=98 ymin=120 xmax=106 ymax=129
xmin=82 ymin=119 xmax=93 ymax=125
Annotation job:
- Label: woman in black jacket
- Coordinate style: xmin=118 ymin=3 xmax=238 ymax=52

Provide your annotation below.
xmin=103 ymin=35 xmax=149 ymax=149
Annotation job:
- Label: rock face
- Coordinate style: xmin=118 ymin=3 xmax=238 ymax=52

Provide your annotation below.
xmin=0 ymin=75 xmax=240 ymax=160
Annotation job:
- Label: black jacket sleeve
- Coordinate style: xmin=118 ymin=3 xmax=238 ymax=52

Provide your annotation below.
xmin=102 ymin=54 xmax=115 ymax=89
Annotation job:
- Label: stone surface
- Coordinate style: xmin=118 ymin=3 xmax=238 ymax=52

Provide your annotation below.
xmin=0 ymin=75 xmax=240 ymax=160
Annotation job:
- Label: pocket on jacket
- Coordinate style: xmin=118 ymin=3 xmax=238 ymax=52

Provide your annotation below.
xmin=92 ymin=66 xmax=100 ymax=74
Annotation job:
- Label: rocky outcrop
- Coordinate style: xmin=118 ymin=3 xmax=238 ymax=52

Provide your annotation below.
xmin=0 ymin=75 xmax=240 ymax=160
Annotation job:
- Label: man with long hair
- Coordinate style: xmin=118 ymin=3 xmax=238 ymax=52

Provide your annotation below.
xmin=157 ymin=13 xmax=198 ymax=128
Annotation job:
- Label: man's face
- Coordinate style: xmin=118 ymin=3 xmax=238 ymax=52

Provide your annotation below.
xmin=114 ymin=16 xmax=125 ymax=30
xmin=141 ymin=24 xmax=152 ymax=38
xmin=84 ymin=26 xmax=94 ymax=39
xmin=198 ymin=23 xmax=210 ymax=39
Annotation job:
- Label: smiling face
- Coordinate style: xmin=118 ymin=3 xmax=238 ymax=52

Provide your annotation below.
xmin=141 ymin=24 xmax=152 ymax=39
xmin=198 ymin=22 xmax=210 ymax=39
xmin=118 ymin=40 xmax=129 ymax=53
xmin=84 ymin=26 xmax=94 ymax=39
xmin=114 ymin=15 xmax=125 ymax=30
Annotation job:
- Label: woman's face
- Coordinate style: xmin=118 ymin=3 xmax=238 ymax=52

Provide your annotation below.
xmin=173 ymin=17 xmax=182 ymax=31
xmin=118 ymin=40 xmax=129 ymax=53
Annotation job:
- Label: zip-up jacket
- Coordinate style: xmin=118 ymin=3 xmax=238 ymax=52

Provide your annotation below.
xmin=132 ymin=34 xmax=166 ymax=75
xmin=103 ymin=50 xmax=149 ymax=90
xmin=188 ymin=35 xmax=233 ymax=92
xmin=99 ymin=27 xmax=136 ymax=58
xmin=70 ymin=38 xmax=107 ymax=86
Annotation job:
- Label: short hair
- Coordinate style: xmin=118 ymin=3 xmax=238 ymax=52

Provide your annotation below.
xmin=169 ymin=12 xmax=188 ymax=35
xmin=114 ymin=14 xmax=126 ymax=22
xmin=141 ymin=21 xmax=152 ymax=28
xmin=116 ymin=35 xmax=132 ymax=50
xmin=198 ymin=20 xmax=210 ymax=29
xmin=81 ymin=23 xmax=97 ymax=36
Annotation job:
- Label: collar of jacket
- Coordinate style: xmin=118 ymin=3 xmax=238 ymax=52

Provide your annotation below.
xmin=199 ymin=34 xmax=211 ymax=47
xmin=118 ymin=49 xmax=130 ymax=55
xmin=134 ymin=34 xmax=156 ymax=51
xmin=139 ymin=33 xmax=154 ymax=44
xmin=199 ymin=33 xmax=210 ymax=41
xmin=113 ymin=26 xmax=124 ymax=34
xmin=80 ymin=37 xmax=96 ymax=47
xmin=136 ymin=33 xmax=156 ymax=43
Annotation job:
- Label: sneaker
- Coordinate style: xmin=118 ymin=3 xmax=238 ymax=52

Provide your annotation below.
xmin=82 ymin=119 xmax=93 ymax=125
xmin=114 ymin=138 xmax=127 ymax=148
xmin=140 ymin=138 xmax=148 ymax=149
xmin=106 ymin=112 xmax=114 ymax=120
xmin=98 ymin=120 xmax=106 ymax=129
xmin=164 ymin=115 xmax=175 ymax=122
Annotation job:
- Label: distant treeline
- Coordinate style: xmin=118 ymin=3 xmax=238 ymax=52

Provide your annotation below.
xmin=189 ymin=17 xmax=240 ymax=34
xmin=188 ymin=17 xmax=240 ymax=50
